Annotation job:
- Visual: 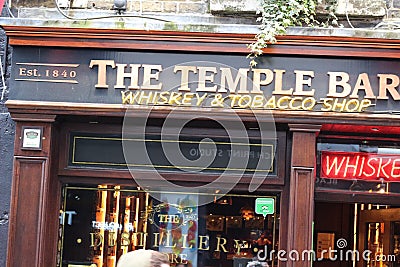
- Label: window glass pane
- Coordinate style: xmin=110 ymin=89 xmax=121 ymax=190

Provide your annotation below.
xmin=58 ymin=185 xmax=280 ymax=267
xmin=316 ymin=139 xmax=400 ymax=194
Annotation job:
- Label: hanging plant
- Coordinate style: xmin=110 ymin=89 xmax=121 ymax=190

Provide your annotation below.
xmin=248 ymin=0 xmax=338 ymax=67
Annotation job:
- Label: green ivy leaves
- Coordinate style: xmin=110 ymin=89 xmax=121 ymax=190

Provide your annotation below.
xmin=248 ymin=0 xmax=337 ymax=67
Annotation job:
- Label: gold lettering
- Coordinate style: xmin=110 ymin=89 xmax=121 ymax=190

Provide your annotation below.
xmin=350 ymin=73 xmax=375 ymax=99
xmin=121 ymin=91 xmax=133 ymax=104
xmin=327 ymin=72 xmax=351 ymax=97
xmin=331 ymin=98 xmax=346 ymax=112
xmin=377 ymin=74 xmax=400 ymax=100
xmin=138 ymin=91 xmax=154 ymax=104
xmin=153 ymin=233 xmax=161 ymax=247
xmin=19 ymin=67 xmax=26 ymax=76
xmin=195 ymin=93 xmax=208 ymax=106
xmin=211 ymin=94 xmax=224 ymax=107
xmin=215 ymin=237 xmax=228 ymax=252
xmin=158 ymin=92 xmax=170 ymax=105
xmin=132 ymin=91 xmax=141 ymax=103
xmin=114 ymin=64 xmax=141 ymax=90
xmin=181 ymin=234 xmax=193 ymax=249
xmin=158 ymin=214 xmax=181 ymax=223
xmin=174 ymin=66 xmax=197 ymax=91
xmin=253 ymin=69 xmax=274 ymax=94
xmin=233 ymin=240 xmax=249 ymax=254
xmin=220 ymin=68 xmax=249 ymax=93
xmin=181 ymin=93 xmax=194 ymax=105
xmin=321 ymin=98 xmax=333 ymax=111
xmin=133 ymin=232 xmax=147 ymax=247
xmin=108 ymin=231 xmax=117 ymax=247
xmin=229 ymin=94 xmax=241 ymax=107
xmin=121 ymin=232 xmax=130 ymax=246
xmin=90 ymin=60 xmax=116 ymax=89
xmin=293 ymin=70 xmax=315 ymax=96
xmin=358 ymin=99 xmax=372 ymax=112
xmin=198 ymin=235 xmax=210 ymax=250
xmin=142 ymin=64 xmax=163 ymax=90
xmin=197 ymin=67 xmax=217 ymax=92
xmin=168 ymin=92 xmax=182 ymax=105
xmin=237 ymin=95 xmax=252 ymax=108
xmin=277 ymin=96 xmax=290 ymax=109
xmin=90 ymin=232 xmax=103 ymax=247
xmin=272 ymin=69 xmax=293 ymax=95
xmin=158 ymin=214 xmax=168 ymax=223
xmin=344 ymin=99 xmax=360 ymax=112
xmin=302 ymin=97 xmax=316 ymax=110
xmin=289 ymin=97 xmax=302 ymax=110
xmin=251 ymin=95 xmax=265 ymax=108
xmin=264 ymin=96 xmax=276 ymax=109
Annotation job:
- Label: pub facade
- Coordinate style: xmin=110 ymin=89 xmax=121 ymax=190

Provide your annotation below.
xmin=4 ymin=25 xmax=400 ymax=267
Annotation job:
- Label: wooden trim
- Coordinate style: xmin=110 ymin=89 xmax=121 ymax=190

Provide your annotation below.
xmin=289 ymin=124 xmax=321 ymax=133
xmin=7 ymin=100 xmax=400 ymax=126
xmin=3 ymin=26 xmax=254 ymax=53
xmin=3 ymin=26 xmax=400 ymax=57
xmin=286 ymin=126 xmax=318 ymax=267
xmin=10 ymin=113 xmax=56 ymax=122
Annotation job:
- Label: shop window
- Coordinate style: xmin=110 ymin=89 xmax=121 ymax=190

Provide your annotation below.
xmin=315 ymin=138 xmax=400 ymax=267
xmin=57 ymin=185 xmax=280 ymax=267
xmin=316 ymin=139 xmax=400 ymax=194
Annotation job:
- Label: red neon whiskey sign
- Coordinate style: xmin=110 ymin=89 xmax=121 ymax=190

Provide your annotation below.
xmin=320 ymin=151 xmax=400 ymax=181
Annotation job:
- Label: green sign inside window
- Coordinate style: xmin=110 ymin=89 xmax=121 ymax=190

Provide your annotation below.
xmin=255 ymin=198 xmax=275 ymax=217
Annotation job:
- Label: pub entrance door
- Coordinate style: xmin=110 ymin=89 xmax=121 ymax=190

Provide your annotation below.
xmin=358 ymin=207 xmax=400 ymax=267
xmin=314 ymin=202 xmax=400 ymax=267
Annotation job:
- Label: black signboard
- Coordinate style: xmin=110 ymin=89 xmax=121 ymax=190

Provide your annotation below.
xmin=69 ymin=133 xmax=275 ymax=175
xmin=9 ymin=46 xmax=400 ymax=114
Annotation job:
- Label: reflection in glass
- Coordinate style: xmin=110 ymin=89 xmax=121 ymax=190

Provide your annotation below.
xmin=366 ymin=222 xmax=384 ymax=267
xmin=57 ymin=185 xmax=280 ymax=267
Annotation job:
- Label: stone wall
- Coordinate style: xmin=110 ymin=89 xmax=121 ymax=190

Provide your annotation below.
xmin=0 ymin=26 xmax=14 ymax=267
xmin=125 ymin=0 xmax=209 ymax=14
xmin=7 ymin=0 xmax=398 ymax=18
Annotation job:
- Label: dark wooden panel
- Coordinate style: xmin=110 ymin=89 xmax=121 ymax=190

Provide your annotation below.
xmin=290 ymin=124 xmax=321 ymax=167
xmin=286 ymin=125 xmax=319 ymax=267
xmin=7 ymin=157 xmax=48 ymax=267
xmin=7 ymin=118 xmax=58 ymax=267
xmin=286 ymin=167 xmax=315 ymax=267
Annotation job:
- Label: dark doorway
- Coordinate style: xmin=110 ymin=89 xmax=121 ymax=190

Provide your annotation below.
xmin=314 ymin=202 xmax=355 ymax=267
